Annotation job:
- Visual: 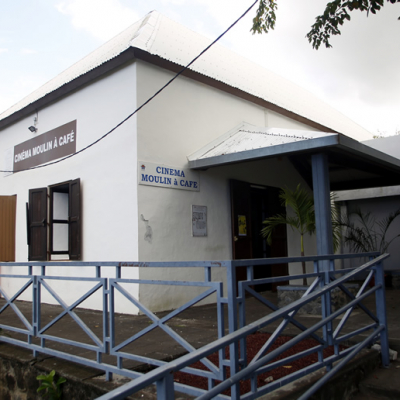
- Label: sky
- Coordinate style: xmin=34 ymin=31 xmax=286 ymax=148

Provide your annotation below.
xmin=0 ymin=0 xmax=399 ymax=137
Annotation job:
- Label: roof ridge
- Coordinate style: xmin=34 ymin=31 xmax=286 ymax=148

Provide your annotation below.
xmin=0 ymin=10 xmax=373 ymax=141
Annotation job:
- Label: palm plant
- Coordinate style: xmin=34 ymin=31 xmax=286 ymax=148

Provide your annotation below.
xmin=261 ymin=184 xmax=340 ymax=286
xmin=261 ymin=185 xmax=315 ymax=286
xmin=340 ymin=208 xmax=400 ymax=254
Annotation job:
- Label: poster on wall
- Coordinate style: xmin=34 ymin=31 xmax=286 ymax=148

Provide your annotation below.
xmin=192 ymin=205 xmax=207 ymax=237
xmin=238 ymin=215 xmax=247 ymax=236
xmin=139 ymin=161 xmax=200 ymax=191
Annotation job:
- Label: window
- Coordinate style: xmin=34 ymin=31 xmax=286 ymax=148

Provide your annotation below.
xmin=27 ymin=179 xmax=81 ymax=261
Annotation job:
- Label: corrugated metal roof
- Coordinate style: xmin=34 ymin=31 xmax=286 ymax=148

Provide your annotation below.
xmin=187 ymin=123 xmax=400 ymax=192
xmin=188 ymin=122 xmax=336 ymax=161
xmin=0 ymin=11 xmax=373 ymax=141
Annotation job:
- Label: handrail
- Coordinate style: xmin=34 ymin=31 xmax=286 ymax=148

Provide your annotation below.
xmin=96 ymin=253 xmax=389 ymax=400
xmin=0 ymin=251 xmax=380 ymax=268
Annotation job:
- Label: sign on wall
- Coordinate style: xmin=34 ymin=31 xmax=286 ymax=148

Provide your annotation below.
xmin=238 ymin=215 xmax=247 ymax=236
xmin=13 ymin=120 xmax=77 ymax=172
xmin=139 ymin=161 xmax=200 ymax=191
xmin=192 ymin=205 xmax=207 ymax=237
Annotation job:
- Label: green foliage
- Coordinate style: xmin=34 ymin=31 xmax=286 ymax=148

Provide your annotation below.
xmin=251 ymin=0 xmax=400 ymax=49
xmin=37 ymin=370 xmax=66 ymax=400
xmin=261 ymin=184 xmax=340 ymax=285
xmin=261 ymin=184 xmax=315 ymax=253
xmin=340 ymin=208 xmax=400 ymax=253
xmin=251 ymin=0 xmax=278 ymax=34
xmin=261 ymin=185 xmax=316 ymax=285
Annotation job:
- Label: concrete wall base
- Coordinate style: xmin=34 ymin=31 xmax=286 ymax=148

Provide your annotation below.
xmin=277 ymin=284 xmax=359 ymax=315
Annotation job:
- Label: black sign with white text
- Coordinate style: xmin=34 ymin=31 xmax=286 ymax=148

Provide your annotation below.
xmin=13 ymin=120 xmax=76 ymax=171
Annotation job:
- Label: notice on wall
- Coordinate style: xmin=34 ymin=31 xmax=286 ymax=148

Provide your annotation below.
xmin=139 ymin=161 xmax=200 ymax=191
xmin=13 ymin=120 xmax=77 ymax=172
xmin=238 ymin=215 xmax=247 ymax=236
xmin=192 ymin=205 xmax=207 ymax=237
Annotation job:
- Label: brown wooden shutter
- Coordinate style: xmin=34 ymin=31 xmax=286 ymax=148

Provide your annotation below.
xmin=28 ymin=188 xmax=48 ymax=261
xmin=0 ymin=195 xmax=17 ymax=261
xmin=68 ymin=178 xmax=81 ymax=260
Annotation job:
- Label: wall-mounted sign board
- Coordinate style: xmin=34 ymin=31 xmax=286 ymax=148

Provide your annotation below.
xmin=139 ymin=161 xmax=200 ymax=191
xmin=13 ymin=120 xmax=77 ymax=172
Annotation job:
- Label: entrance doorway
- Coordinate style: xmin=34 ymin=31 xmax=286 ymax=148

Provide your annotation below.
xmin=230 ymin=180 xmax=288 ymax=291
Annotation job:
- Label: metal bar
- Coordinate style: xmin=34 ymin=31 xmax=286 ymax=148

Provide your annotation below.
xmin=188 ymin=285 xmax=381 ymax=400
xmin=103 ymin=276 xmax=110 ymax=359
xmin=110 ymin=282 xmax=220 ymax=375
xmin=321 ymin=270 xmax=333 ymax=353
xmin=333 ymin=270 xmax=378 ymax=339
xmin=111 ymin=284 xmax=218 ymax=351
xmin=38 ymin=279 xmax=104 ymax=347
xmin=32 ymin=275 xmax=38 ymax=337
xmin=241 ymin=348 xmax=354 ymax=399
xmin=216 ymin=283 xmax=226 ymax=382
xmin=92 ymin=255 xmax=386 ymax=400
xmin=0 ymin=254 xmax=388 ymax=400
xmin=112 ymin=278 xmax=222 ymax=287
xmin=336 ymin=323 xmax=379 ymax=343
xmin=156 ymin=373 xmax=174 ymax=400
xmin=249 ymin=280 xmax=322 ymax=366
xmin=0 ymin=335 xmax=141 ymax=378
xmin=374 ymin=263 xmax=390 ymax=367
xmin=255 ymin=344 xmax=324 ymax=375
xmin=38 ymin=334 xmax=103 ymax=352
xmin=226 ymin=261 xmax=240 ymax=400
xmin=0 ymin=281 xmax=33 ymax=331
xmin=109 ymin=280 xmax=116 ymax=350
xmin=0 ymin=278 xmax=33 ymax=312
xmin=236 ymin=271 xmax=320 ymax=286
xmin=0 ymin=324 xmax=32 ymax=335
xmin=0 ymin=252 xmax=379 ymax=268
xmin=244 ymin=284 xmax=324 ymax=345
xmin=298 ymin=327 xmax=385 ymax=400
xmin=205 ymin=266 xmax=211 ymax=282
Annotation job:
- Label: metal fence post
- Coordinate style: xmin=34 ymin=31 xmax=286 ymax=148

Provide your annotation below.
xmin=156 ymin=372 xmax=175 ymax=400
xmin=227 ymin=261 xmax=240 ymax=399
xmin=374 ymin=262 xmax=390 ymax=367
xmin=32 ymin=272 xmax=38 ymax=357
xmin=319 ymin=265 xmax=333 ymax=371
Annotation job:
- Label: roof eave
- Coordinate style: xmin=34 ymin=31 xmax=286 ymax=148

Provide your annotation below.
xmin=132 ymin=48 xmax=338 ymax=135
xmin=188 ymin=134 xmax=341 ymax=170
xmin=0 ymin=47 xmax=137 ymax=130
xmin=0 ymin=46 xmax=339 ymax=134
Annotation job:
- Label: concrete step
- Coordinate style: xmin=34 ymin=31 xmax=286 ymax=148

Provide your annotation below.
xmin=263 ymin=348 xmax=381 ymax=400
xmin=350 ymin=358 xmax=400 ymax=400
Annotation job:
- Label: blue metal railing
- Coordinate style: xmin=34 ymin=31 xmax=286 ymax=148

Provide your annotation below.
xmin=0 ymin=252 xmax=389 ymax=399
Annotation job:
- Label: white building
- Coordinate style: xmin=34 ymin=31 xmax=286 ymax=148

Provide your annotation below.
xmin=1 ymin=11 xmax=398 ymax=312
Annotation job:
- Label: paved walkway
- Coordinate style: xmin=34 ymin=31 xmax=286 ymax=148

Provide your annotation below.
xmin=0 ymin=288 xmax=399 ymax=398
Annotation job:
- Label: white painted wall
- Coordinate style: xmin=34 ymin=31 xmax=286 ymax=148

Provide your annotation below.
xmin=0 ymin=62 xmax=140 ymax=312
xmin=135 ymin=61 xmax=319 ymax=310
xmin=0 ymin=58 xmax=329 ymax=314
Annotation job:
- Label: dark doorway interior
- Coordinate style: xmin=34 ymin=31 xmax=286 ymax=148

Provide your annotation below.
xmin=230 ymin=180 xmax=288 ymax=291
